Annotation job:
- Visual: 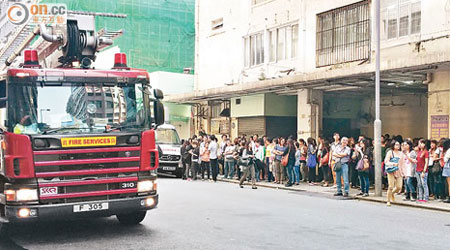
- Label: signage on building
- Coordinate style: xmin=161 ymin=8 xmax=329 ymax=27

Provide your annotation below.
xmin=431 ymin=115 xmax=449 ymax=139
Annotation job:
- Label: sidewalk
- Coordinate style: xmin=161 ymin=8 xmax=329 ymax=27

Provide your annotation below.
xmin=217 ymin=177 xmax=450 ymax=213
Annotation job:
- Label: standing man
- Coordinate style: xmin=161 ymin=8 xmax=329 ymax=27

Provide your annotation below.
xmin=329 ymin=132 xmax=341 ymax=187
xmin=333 ymin=137 xmax=351 ymax=197
xmin=209 ymin=135 xmax=219 ymax=182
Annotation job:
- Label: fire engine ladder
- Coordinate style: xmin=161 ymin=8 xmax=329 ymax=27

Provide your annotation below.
xmin=0 ymin=10 xmax=126 ymax=72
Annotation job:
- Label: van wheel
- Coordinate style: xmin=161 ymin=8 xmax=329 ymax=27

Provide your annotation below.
xmin=116 ymin=211 xmax=147 ymax=225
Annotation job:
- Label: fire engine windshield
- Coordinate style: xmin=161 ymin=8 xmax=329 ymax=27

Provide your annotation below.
xmin=8 ymin=83 xmax=148 ymax=134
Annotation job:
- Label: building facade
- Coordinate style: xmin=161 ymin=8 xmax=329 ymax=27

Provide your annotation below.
xmin=168 ymin=0 xmax=450 ymax=141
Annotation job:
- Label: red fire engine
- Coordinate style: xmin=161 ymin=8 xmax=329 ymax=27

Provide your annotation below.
xmin=0 ymin=13 xmax=164 ymax=226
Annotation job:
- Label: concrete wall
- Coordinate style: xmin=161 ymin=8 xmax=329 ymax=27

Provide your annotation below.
xmin=230 ymin=94 xmax=265 ymax=117
xmin=195 ymin=0 xmax=450 ymax=90
xmin=264 ymin=93 xmax=297 ymax=117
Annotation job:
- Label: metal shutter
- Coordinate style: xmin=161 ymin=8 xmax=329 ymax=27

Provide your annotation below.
xmin=238 ymin=116 xmax=266 ymax=137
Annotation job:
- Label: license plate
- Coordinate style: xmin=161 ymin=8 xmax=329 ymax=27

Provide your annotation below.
xmin=73 ymin=202 xmax=109 ymax=213
xmin=162 ymin=166 xmax=176 ymax=171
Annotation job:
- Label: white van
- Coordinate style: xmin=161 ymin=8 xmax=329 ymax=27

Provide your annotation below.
xmin=155 ymin=124 xmax=183 ymax=178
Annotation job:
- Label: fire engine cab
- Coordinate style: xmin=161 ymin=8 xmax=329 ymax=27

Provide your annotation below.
xmin=0 ymin=13 xmax=165 ymax=226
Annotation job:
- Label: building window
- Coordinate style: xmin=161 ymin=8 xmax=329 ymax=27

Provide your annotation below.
xmin=382 ymin=0 xmax=421 ymax=40
xmin=316 ymin=0 xmax=370 ymax=67
xmin=268 ymin=24 xmax=298 ymax=63
xmin=244 ymin=33 xmax=264 ymax=67
xmin=236 ymin=98 xmax=241 ymax=105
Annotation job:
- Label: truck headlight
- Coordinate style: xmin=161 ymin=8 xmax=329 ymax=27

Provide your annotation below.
xmin=137 ymin=180 xmax=154 ymax=192
xmin=6 ymin=189 xmax=38 ymax=202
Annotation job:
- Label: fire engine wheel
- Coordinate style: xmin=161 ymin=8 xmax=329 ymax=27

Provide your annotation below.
xmin=116 ymin=211 xmax=147 ymax=225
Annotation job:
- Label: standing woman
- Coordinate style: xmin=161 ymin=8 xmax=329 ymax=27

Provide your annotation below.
xmin=265 ymin=138 xmax=275 ymax=182
xmin=200 ymin=141 xmax=211 ymax=180
xmin=239 ymin=142 xmax=257 ymax=189
xmin=320 ymin=140 xmax=331 ymax=187
xmin=299 ymin=139 xmax=308 ymax=182
xmin=274 ymin=138 xmax=287 ymax=184
xmin=416 ymin=139 xmax=430 ymax=202
xmin=384 ymin=140 xmax=405 ymax=206
xmin=442 ymin=139 xmax=450 ymax=203
xmin=429 ymin=140 xmax=444 ymax=200
xmin=355 ymin=139 xmax=372 ymax=197
xmin=306 ymin=138 xmax=318 ymax=185
xmin=402 ymin=141 xmax=417 ymax=201
xmin=348 ymin=138 xmax=359 ymax=188
xmin=294 ymin=142 xmax=301 ymax=185
xmin=283 ymin=139 xmax=296 ymax=187
xmin=189 ymin=140 xmax=200 ymax=181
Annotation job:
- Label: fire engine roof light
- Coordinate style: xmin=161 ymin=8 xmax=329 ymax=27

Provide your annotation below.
xmin=113 ymin=53 xmax=128 ymax=68
xmin=23 ymin=50 xmax=39 ymax=66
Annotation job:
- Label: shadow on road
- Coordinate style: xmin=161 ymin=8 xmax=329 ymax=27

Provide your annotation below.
xmin=0 ymin=217 xmax=153 ymax=250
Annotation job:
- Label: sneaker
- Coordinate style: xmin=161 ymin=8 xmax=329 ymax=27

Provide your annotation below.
xmin=356 ymin=192 xmax=364 ymax=196
xmin=343 ymin=193 xmax=349 ymax=197
xmin=444 ymin=199 xmax=450 ymax=203
xmin=410 ymin=198 xmax=415 ymax=202
xmin=402 ymin=197 xmax=410 ymax=201
xmin=252 ymin=186 xmax=257 ymax=189
xmin=387 ymin=202 xmax=391 ymax=206
xmin=239 ymin=185 xmax=244 ymax=188
xmin=362 ymin=193 xmax=369 ymax=197
xmin=334 ymin=193 xmax=343 ymax=196
xmin=285 ymin=183 xmax=293 ymax=187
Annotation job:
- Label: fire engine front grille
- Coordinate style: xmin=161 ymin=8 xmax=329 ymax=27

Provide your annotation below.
xmin=33 ymin=147 xmax=141 ymax=204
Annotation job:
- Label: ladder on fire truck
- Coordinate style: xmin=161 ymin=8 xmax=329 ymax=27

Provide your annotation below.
xmin=0 ymin=8 xmax=127 ymax=73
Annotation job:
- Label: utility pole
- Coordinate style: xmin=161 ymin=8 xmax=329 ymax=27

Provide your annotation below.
xmin=374 ymin=0 xmax=382 ymax=197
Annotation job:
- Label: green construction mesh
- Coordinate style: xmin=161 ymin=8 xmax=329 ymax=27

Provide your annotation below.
xmin=42 ymin=0 xmax=195 ymax=74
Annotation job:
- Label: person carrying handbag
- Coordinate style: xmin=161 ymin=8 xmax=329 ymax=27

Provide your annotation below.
xmin=354 ymin=139 xmax=372 ymax=197
xmin=332 ymin=137 xmax=351 ymax=197
xmin=384 ymin=140 xmax=405 ymax=206
xmin=282 ymin=139 xmax=296 ymax=187
xmin=239 ymin=142 xmax=257 ymax=189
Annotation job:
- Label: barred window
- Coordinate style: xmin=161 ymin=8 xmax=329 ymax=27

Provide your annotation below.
xmin=316 ymin=0 xmax=370 ymax=67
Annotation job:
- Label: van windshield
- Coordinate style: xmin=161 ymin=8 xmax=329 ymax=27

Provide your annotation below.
xmin=155 ymin=128 xmax=180 ymax=145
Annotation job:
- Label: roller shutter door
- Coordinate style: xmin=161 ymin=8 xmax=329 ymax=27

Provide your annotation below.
xmin=238 ymin=116 xmax=265 ymax=137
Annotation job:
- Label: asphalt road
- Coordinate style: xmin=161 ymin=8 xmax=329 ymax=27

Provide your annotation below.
xmin=1 ymin=178 xmax=449 ymax=250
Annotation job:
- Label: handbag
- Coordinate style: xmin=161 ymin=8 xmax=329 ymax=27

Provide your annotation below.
xmin=356 ymin=159 xmax=364 ymax=171
xmin=281 ymin=147 xmax=290 ymax=167
xmin=430 ymin=161 xmax=442 ymax=174
xmin=238 ymin=157 xmax=250 ymax=166
xmin=320 ymin=152 xmax=329 ymax=166
xmin=333 ymin=160 xmax=342 ymax=172
xmin=306 ymin=153 xmax=317 ymax=168
xmin=385 ymin=153 xmax=399 ymax=173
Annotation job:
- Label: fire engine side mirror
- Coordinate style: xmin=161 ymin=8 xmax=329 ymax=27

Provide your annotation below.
xmin=153 ymin=101 xmax=165 ymax=127
xmin=154 ymin=89 xmax=164 ymax=100
xmin=0 ymin=80 xmax=7 ymax=109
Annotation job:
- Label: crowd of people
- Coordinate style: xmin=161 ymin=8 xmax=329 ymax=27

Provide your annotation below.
xmin=180 ymin=133 xmax=450 ymax=205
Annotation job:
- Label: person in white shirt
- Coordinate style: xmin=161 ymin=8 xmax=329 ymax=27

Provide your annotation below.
xmin=224 ymin=140 xmax=236 ymax=179
xmin=208 ymin=135 xmax=219 ymax=182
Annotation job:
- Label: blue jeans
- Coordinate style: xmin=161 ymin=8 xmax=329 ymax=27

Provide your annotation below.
xmin=336 ymin=163 xmax=349 ymax=194
xmin=294 ymin=165 xmax=300 ymax=183
xmin=358 ymin=171 xmax=370 ymax=194
xmin=255 ymin=167 xmax=260 ymax=182
xmin=405 ymin=176 xmax=416 ymax=194
xmin=224 ymin=160 xmax=234 ymax=179
xmin=416 ymin=171 xmax=429 ymax=201
xmin=286 ymin=161 xmax=295 ymax=185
